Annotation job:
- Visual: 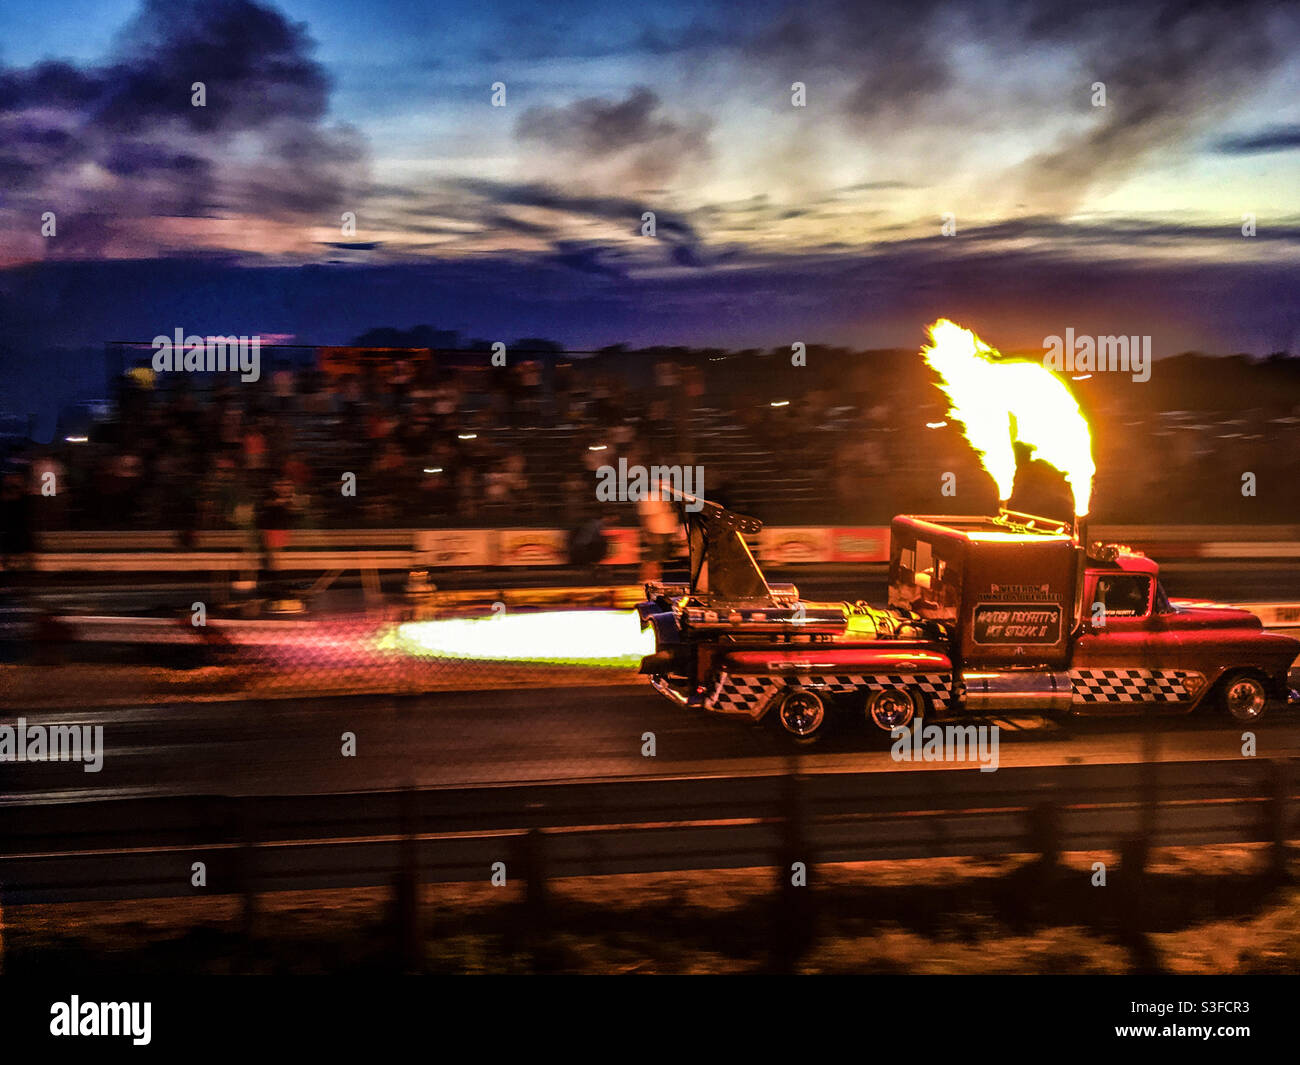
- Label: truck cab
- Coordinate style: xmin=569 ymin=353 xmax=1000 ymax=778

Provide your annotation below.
xmin=1073 ymin=545 xmax=1298 ymax=719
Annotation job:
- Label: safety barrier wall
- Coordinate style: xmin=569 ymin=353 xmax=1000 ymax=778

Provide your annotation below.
xmin=32 ymin=524 xmax=1300 ymax=571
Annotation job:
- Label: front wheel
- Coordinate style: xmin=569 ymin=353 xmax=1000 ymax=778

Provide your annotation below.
xmin=1220 ymin=673 xmax=1269 ymax=723
xmin=772 ymin=689 xmax=830 ymax=745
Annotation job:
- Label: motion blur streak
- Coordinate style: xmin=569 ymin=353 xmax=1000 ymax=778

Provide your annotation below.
xmin=922 ymin=319 xmax=1096 ymax=515
xmin=391 ymin=610 xmax=655 ymax=667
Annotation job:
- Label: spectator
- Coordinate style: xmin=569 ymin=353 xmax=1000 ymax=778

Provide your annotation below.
xmin=567 ymin=513 xmax=610 ymax=576
xmin=636 ymin=482 xmax=679 ymax=582
xmin=272 ymin=367 xmax=296 ymax=413
xmin=257 ymin=476 xmax=297 ymax=597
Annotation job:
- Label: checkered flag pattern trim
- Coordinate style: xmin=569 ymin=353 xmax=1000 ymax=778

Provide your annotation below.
xmin=1069 ymin=668 xmax=1198 ymax=703
xmin=706 ymin=672 xmax=952 ymax=717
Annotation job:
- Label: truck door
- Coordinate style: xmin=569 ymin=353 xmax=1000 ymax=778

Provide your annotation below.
xmin=1072 ymin=571 xmax=1188 ymax=709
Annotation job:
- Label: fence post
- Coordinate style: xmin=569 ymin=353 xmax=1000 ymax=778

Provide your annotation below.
xmin=1138 ymin=729 xmax=1160 ymax=840
xmin=1113 ymin=749 xmax=1160 ymax=973
xmin=513 ymin=828 xmax=555 ymax=972
xmin=1026 ymin=799 xmax=1062 ymax=869
xmin=1262 ymin=758 xmax=1292 ymax=883
xmin=224 ymin=796 xmax=259 ymax=971
xmin=770 ymin=765 xmax=816 ymax=973
xmin=1115 ymin=832 xmax=1159 ymax=973
xmin=391 ymin=785 xmax=423 ymax=972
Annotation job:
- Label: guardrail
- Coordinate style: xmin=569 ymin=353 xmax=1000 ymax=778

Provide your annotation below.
xmin=2 ymin=759 xmax=1294 ymax=905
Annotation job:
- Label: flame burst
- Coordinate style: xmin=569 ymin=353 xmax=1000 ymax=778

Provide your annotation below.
xmin=922 ymin=319 xmax=1095 ymax=516
xmin=393 ymin=610 xmax=655 ymax=667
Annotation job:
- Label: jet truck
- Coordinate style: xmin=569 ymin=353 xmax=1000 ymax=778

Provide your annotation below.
xmin=636 ymin=494 xmax=1300 ymax=744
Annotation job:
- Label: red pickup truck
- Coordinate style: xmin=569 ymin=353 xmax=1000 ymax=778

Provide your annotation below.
xmin=637 ymin=497 xmax=1300 ymax=745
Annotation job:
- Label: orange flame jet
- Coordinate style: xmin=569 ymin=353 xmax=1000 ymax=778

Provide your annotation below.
xmin=921 ymin=319 xmax=1095 ymax=516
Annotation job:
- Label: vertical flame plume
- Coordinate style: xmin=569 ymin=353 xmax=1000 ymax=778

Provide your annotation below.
xmin=922 ymin=318 xmax=1095 ymax=516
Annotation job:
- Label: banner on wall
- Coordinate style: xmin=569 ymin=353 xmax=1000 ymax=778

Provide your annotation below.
xmin=829 ymin=527 xmax=890 ymax=563
xmin=497 ymin=529 xmax=569 ymax=566
xmin=414 ymin=529 xmax=493 ymax=567
xmin=757 ymin=526 xmax=835 ymax=565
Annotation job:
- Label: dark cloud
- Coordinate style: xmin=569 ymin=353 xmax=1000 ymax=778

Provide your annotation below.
xmin=480 ymin=212 xmax=556 ymax=237
xmin=834 ymin=181 xmax=915 ymax=193
xmin=943 ymin=215 xmax=1300 ymax=247
xmin=741 ymin=0 xmax=1299 ymax=210
xmin=0 ymin=0 xmax=367 ymax=252
xmin=515 ymin=87 xmax=711 ymax=186
xmin=1010 ymin=0 xmax=1292 ymax=208
xmin=548 ymin=242 xmax=629 ymax=279
xmin=1215 ymin=123 xmax=1300 ymax=155
xmin=449 ymin=176 xmax=709 ymax=266
xmin=99 ymin=0 xmax=332 ymax=134
xmin=452 ymin=178 xmax=699 ymax=238
xmin=744 ymin=0 xmax=957 ymax=122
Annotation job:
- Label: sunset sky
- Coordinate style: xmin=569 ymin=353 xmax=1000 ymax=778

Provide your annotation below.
xmin=2 ymin=0 xmax=1298 ymax=406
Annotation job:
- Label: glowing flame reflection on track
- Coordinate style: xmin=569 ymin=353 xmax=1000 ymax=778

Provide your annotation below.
xmin=394 ymin=610 xmax=655 ymax=668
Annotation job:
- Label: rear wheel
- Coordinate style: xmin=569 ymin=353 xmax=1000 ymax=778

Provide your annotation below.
xmin=773 ymin=689 xmax=830 ymax=745
xmin=1219 ymin=673 xmax=1269 ymax=724
xmin=864 ymin=687 xmax=920 ymax=733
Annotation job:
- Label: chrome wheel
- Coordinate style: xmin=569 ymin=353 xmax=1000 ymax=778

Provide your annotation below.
xmin=1224 ymin=676 xmax=1268 ymax=722
xmin=776 ymin=690 xmax=827 ymax=740
xmin=866 ymin=688 xmax=917 ymax=731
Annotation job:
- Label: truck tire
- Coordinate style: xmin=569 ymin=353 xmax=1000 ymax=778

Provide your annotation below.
xmin=772 ymin=689 xmax=830 ymax=745
xmin=1219 ymin=672 xmax=1269 ymax=723
xmin=864 ymin=687 xmax=920 ymax=733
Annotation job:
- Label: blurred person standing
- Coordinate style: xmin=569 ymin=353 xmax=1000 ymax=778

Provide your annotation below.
xmin=257 ymin=476 xmax=297 ymax=603
xmin=637 ymin=481 xmax=679 ymax=582
xmin=243 ymin=420 xmax=268 ymax=473
xmin=272 ymin=366 xmax=297 ymax=413
xmin=519 ymin=359 xmax=543 ymax=423
xmin=567 ymin=513 xmax=610 ymax=580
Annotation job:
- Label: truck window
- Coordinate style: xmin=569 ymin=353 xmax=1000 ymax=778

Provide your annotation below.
xmin=915 ymin=540 xmax=932 ymax=574
xmin=1092 ymin=575 xmax=1151 ymax=618
xmin=1154 ymin=581 xmax=1174 ymax=614
xmin=899 ymin=546 xmax=915 ymax=575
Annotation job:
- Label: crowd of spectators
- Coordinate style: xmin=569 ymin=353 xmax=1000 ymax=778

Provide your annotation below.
xmin=3 ymin=344 xmax=1300 ymax=555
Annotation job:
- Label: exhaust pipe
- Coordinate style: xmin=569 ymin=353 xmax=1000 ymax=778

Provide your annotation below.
xmin=1071 ymin=514 xmax=1088 ymax=635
